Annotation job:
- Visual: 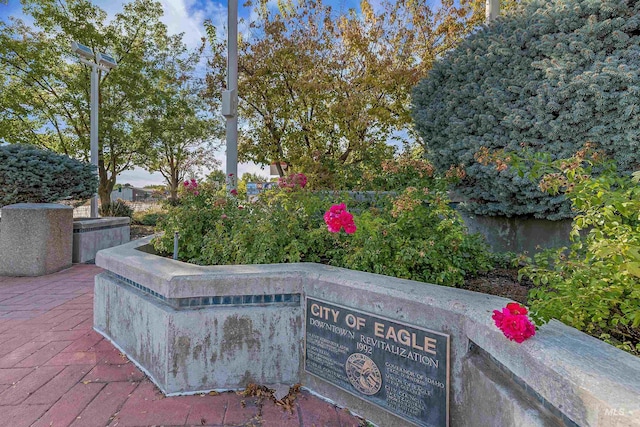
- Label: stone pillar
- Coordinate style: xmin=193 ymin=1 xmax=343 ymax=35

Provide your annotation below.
xmin=0 ymin=203 xmax=73 ymax=276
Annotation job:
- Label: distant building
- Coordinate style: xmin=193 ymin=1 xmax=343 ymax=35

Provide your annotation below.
xmin=110 ymin=185 xmax=156 ymax=202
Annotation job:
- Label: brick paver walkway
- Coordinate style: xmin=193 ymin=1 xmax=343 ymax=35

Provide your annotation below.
xmin=0 ymin=265 xmax=364 ymax=427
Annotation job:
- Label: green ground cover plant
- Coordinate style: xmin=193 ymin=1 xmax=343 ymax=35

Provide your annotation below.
xmin=132 ymin=210 xmax=167 ymax=226
xmin=154 ymin=169 xmax=493 ymax=287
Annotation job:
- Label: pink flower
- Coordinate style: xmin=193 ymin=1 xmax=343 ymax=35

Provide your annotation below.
xmin=183 ymin=178 xmax=199 ymax=194
xmin=292 ymin=173 xmax=307 ymax=188
xmin=323 ymin=203 xmax=356 ymax=234
xmin=230 ymin=189 xmax=238 ymax=196
xmin=278 ymin=173 xmax=308 ymax=190
xmin=221 ymin=214 xmax=228 ymax=219
xmin=492 ymin=303 xmax=535 ymax=343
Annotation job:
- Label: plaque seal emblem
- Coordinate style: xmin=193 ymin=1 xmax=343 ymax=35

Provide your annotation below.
xmin=345 ymin=353 xmax=382 ymax=395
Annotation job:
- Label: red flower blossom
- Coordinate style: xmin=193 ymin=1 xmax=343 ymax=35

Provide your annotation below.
xmin=230 ymin=189 xmax=238 ymax=196
xmin=324 ymin=203 xmax=356 ymax=234
xmin=492 ymin=303 xmax=535 ymax=343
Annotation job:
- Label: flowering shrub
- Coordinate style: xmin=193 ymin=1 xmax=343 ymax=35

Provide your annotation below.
xmin=484 ymin=146 xmax=640 ymax=355
xmin=521 ymin=160 xmax=640 ymax=355
xmin=492 ymin=303 xmax=536 ymax=343
xmin=153 ymin=182 xmax=492 ymax=286
xmin=278 ymin=173 xmax=308 ymax=190
xmin=182 ymin=178 xmax=199 ymax=195
xmin=323 ymin=203 xmax=356 ymax=234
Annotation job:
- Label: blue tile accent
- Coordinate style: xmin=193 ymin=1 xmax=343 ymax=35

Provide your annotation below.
xmin=108 ymin=272 xmax=301 ymax=310
xmin=73 ymin=223 xmax=129 ymax=233
xmin=469 ymin=341 xmax=579 ymax=427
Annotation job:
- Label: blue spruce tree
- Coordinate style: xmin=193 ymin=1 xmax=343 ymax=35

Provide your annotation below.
xmin=412 ymin=0 xmax=640 ymax=219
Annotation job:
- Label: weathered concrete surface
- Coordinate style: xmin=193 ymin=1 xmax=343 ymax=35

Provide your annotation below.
xmin=73 ymin=217 xmax=130 ymax=263
xmin=0 ymin=203 xmax=73 ymax=276
xmin=167 ymin=304 xmax=302 ymax=393
xmin=459 ymin=351 xmax=564 ymax=426
xmin=94 ymin=273 xmax=169 ymax=387
xmin=95 ymin=237 xmax=640 ymax=427
xmin=94 ymin=272 xmax=302 ymax=394
xmin=457 ymin=210 xmax=573 ymax=254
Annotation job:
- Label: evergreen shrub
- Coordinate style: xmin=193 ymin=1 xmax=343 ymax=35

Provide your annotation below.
xmin=0 ymin=144 xmax=97 ymax=207
xmin=412 ymin=0 xmax=640 ymax=219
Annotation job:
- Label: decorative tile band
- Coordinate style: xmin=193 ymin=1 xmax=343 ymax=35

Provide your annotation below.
xmin=175 ymin=293 xmax=301 ymax=308
xmin=73 ymin=223 xmax=130 ymax=233
xmin=108 ymin=272 xmax=301 ymax=309
xmin=111 ymin=272 xmax=166 ymax=301
xmin=468 ymin=341 xmax=579 ymax=427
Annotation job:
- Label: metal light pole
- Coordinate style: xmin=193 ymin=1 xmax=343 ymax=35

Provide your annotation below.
xmin=222 ymin=0 xmax=238 ymax=193
xmin=89 ymin=62 xmax=99 ymax=218
xmin=71 ymin=42 xmax=117 ymax=218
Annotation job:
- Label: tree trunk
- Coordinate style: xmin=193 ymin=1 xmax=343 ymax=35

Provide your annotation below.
xmin=169 ymin=171 xmax=179 ymax=203
xmin=97 ymin=159 xmax=116 ymax=208
xmin=98 ymin=181 xmax=113 ymax=208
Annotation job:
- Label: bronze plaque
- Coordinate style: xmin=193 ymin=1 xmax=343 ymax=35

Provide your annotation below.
xmin=304 ymin=297 xmax=449 ymax=427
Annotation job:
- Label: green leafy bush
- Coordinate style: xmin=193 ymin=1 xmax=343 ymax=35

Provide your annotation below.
xmin=412 ymin=0 xmax=640 ymax=219
xmin=154 ymin=182 xmax=492 ymax=286
xmin=517 ymin=153 xmax=640 ymax=355
xmin=132 ymin=211 xmax=167 ymax=226
xmin=99 ymin=199 xmax=133 ymax=219
xmin=0 ymin=144 xmax=97 ymax=207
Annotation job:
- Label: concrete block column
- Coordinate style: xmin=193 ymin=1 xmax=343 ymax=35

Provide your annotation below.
xmin=0 ymin=203 xmax=73 ymax=276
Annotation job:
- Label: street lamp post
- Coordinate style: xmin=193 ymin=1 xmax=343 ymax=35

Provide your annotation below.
xmin=222 ymin=0 xmax=238 ymax=194
xmin=71 ymin=41 xmax=118 ymax=218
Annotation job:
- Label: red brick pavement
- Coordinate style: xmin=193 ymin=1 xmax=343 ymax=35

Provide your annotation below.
xmin=0 ymin=265 xmax=365 ymax=427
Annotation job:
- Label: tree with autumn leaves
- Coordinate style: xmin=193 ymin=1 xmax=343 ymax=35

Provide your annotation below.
xmin=205 ymin=0 xmax=486 ymax=189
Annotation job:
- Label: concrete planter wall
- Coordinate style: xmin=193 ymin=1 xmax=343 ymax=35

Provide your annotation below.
xmin=73 ymin=217 xmax=130 ymax=263
xmin=455 ymin=209 xmax=574 ymax=254
xmin=94 ymin=238 xmax=640 ymax=427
